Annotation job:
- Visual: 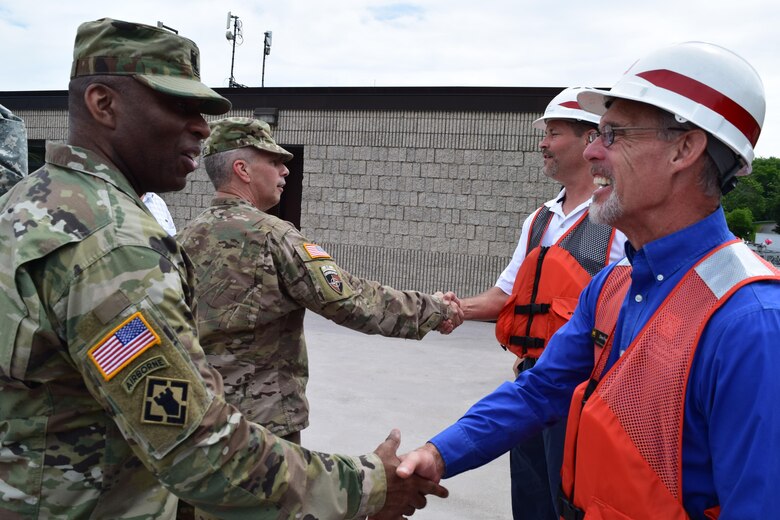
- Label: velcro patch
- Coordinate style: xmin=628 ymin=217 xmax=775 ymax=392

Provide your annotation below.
xmin=142 ymin=377 xmax=190 ymax=427
xmin=88 ymin=312 xmax=160 ymax=381
xmin=303 ymin=243 xmax=331 ymax=259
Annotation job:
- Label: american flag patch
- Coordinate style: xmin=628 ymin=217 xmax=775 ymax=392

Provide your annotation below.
xmin=89 ymin=312 xmax=161 ymax=381
xmin=303 ymin=243 xmax=331 ymax=259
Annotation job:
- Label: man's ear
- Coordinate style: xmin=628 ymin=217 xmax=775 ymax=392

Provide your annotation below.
xmin=671 ymin=129 xmax=708 ymax=172
xmin=83 ymin=83 xmax=118 ymax=130
xmin=232 ymin=159 xmax=251 ymax=183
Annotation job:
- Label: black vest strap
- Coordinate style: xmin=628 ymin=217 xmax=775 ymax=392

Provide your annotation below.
xmin=514 ymin=303 xmax=550 ymax=315
xmin=558 ymin=491 xmax=586 ymax=520
xmin=508 ymin=335 xmax=545 ymax=354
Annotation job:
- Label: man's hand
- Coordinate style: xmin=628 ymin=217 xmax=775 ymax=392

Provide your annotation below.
xmin=397 ymin=442 xmax=446 ymax=483
xmin=369 ymin=430 xmax=448 ymax=519
xmin=434 ymin=291 xmax=464 ymax=335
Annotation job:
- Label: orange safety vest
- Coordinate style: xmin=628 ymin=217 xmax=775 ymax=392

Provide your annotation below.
xmin=496 ymin=206 xmax=616 ymax=358
xmin=559 ymin=240 xmax=780 ymax=520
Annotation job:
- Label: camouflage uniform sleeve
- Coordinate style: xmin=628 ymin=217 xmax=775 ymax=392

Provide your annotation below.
xmin=0 ymin=104 xmax=28 ymax=197
xmin=272 ymin=229 xmax=450 ymax=339
xmin=49 ymin=241 xmax=387 ymax=519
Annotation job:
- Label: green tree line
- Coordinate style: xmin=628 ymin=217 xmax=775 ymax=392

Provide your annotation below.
xmin=724 ymin=157 xmax=780 ymax=242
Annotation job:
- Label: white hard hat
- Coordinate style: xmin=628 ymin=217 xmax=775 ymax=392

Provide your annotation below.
xmin=532 ymin=87 xmax=602 ymax=130
xmin=578 ymin=41 xmax=765 ymax=175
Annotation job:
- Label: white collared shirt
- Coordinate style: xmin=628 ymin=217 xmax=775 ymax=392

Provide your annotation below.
xmin=495 ymin=188 xmax=626 ymax=294
xmin=142 ymin=192 xmax=177 ymax=237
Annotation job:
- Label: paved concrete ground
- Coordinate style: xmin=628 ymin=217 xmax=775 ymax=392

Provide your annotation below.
xmin=302 ymin=312 xmax=514 ymax=519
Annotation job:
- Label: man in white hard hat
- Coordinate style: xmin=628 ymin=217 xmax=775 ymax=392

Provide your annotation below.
xmin=441 ymin=87 xmax=625 ymax=519
xmin=398 ymin=41 xmax=780 ymax=519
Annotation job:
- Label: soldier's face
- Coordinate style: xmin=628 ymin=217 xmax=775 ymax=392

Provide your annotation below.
xmin=113 ymin=80 xmax=210 ymax=194
xmin=241 ymin=148 xmax=289 ymax=211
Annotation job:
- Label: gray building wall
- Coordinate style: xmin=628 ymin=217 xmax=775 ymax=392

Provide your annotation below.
xmin=13 ymin=102 xmax=559 ymax=297
xmin=166 ymin=107 xmax=557 ymax=296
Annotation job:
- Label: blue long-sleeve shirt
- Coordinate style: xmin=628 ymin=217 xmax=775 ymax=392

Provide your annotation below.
xmin=431 ymin=208 xmax=780 ymax=519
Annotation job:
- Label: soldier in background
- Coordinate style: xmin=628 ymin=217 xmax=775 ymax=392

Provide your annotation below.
xmin=0 ymin=104 xmax=28 ymax=196
xmin=179 ymin=116 xmax=464 ymax=447
xmin=0 ymin=18 xmax=446 ymax=519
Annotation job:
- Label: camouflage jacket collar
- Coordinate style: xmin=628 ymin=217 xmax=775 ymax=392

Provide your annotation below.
xmin=46 ymin=142 xmax=140 ymax=202
xmin=211 ymin=194 xmax=258 ymax=211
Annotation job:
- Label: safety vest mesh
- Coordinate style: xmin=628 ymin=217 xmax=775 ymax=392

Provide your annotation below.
xmin=599 ymin=272 xmax=712 ymax=498
xmin=591 ymin=264 xmax=631 ymax=379
xmin=561 ymin=240 xmax=780 ymax=519
xmin=495 ymin=206 xmax=616 ymax=357
xmin=528 ymin=206 xmax=615 ymax=277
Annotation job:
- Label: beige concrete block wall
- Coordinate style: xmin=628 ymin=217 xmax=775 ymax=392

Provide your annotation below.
xmin=20 ymin=107 xmax=559 ymax=297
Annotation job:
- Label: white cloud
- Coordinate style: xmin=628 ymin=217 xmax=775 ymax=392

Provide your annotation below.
xmin=0 ymin=0 xmax=778 ymax=157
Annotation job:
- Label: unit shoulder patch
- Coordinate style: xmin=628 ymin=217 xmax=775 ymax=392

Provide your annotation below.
xmin=83 ymin=304 xmax=213 ymax=458
xmin=142 ymin=377 xmax=191 ymax=427
xmin=320 ymin=264 xmax=344 ymax=294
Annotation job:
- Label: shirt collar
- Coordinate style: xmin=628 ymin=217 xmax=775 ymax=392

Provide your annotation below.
xmin=545 ymin=187 xmax=593 ymax=218
xmin=211 ymin=194 xmax=255 ymax=208
xmin=45 ymin=142 xmax=139 ymax=201
xmin=625 ymin=207 xmax=734 ymax=278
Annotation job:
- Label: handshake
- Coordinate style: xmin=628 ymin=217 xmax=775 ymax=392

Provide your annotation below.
xmin=368 ymin=430 xmax=448 ymax=519
xmin=434 ymin=291 xmax=463 ymax=335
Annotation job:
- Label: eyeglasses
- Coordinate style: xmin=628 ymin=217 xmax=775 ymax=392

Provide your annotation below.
xmin=587 ymin=124 xmax=689 ymax=148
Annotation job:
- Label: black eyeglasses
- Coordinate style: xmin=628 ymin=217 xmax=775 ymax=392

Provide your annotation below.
xmin=587 ymin=124 xmax=689 ymax=148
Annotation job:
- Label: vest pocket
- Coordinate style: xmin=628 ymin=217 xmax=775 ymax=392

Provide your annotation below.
xmin=547 ymin=296 xmax=579 ymax=340
xmin=586 ymin=496 xmax=634 ymax=519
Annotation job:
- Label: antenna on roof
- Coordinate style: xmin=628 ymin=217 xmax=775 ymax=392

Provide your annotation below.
xmin=225 ymin=12 xmax=246 ymax=88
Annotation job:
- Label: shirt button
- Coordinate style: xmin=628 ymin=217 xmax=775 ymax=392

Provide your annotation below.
xmin=656 ymin=274 xmax=664 ymax=281
xmin=635 ymin=294 xmax=643 ymax=303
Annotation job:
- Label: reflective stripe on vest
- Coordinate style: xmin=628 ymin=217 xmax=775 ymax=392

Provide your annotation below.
xmin=560 ymin=240 xmax=780 ymax=519
xmin=495 ymin=206 xmax=616 ymax=357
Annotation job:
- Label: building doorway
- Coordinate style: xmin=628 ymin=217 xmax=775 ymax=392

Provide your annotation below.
xmin=266 ymin=145 xmax=303 ymax=230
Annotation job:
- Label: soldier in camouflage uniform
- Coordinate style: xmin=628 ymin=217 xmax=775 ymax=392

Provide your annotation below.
xmin=0 ymin=104 xmax=28 ymax=197
xmin=0 ymin=18 xmax=446 ymax=519
xmin=178 ymin=117 xmax=463 ymax=448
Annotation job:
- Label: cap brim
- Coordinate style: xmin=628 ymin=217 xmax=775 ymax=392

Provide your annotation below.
xmin=135 ymin=75 xmax=231 ymax=115
xmin=532 ymin=116 xmax=546 ymax=131
xmin=251 ymin=143 xmax=294 ymax=162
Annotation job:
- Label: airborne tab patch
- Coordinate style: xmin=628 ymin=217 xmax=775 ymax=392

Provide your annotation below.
xmin=89 ymin=312 xmax=160 ymax=381
xmin=142 ymin=377 xmax=190 ymax=427
xmin=303 ymin=243 xmax=331 ymax=259
xmin=123 ymin=355 xmax=169 ymax=394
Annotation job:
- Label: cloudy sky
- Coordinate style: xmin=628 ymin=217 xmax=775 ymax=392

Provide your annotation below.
xmin=1 ymin=0 xmax=778 ymax=158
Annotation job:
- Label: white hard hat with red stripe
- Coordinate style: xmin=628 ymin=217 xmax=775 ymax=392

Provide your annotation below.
xmin=532 ymin=87 xmax=602 ymax=130
xmin=578 ymin=42 xmax=764 ymax=187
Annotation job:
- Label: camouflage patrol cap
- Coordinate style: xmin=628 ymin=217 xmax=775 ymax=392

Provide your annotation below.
xmin=202 ymin=117 xmax=293 ymax=161
xmin=0 ymin=104 xmax=28 ymax=197
xmin=71 ymin=18 xmax=231 ymax=115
